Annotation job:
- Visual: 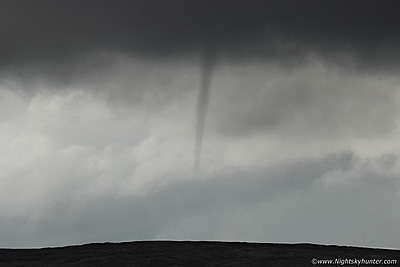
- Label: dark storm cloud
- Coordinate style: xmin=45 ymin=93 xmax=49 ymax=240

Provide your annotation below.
xmin=1 ymin=0 xmax=400 ymax=72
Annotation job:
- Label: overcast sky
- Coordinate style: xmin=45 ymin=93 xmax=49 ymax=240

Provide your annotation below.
xmin=1 ymin=0 xmax=400 ymax=249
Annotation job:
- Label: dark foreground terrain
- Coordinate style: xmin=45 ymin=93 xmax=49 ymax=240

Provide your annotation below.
xmin=1 ymin=241 xmax=399 ymax=266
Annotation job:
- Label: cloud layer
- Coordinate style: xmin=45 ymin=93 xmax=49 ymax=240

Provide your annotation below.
xmin=1 ymin=1 xmax=400 ymax=249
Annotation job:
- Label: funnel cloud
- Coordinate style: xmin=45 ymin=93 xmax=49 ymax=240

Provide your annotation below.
xmin=194 ymin=49 xmax=216 ymax=176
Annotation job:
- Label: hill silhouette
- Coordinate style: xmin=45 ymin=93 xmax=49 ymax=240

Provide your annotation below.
xmin=1 ymin=241 xmax=399 ymax=266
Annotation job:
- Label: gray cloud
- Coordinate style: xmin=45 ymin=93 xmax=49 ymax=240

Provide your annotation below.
xmin=208 ymin=60 xmax=400 ymax=139
xmin=1 ymin=80 xmax=400 ymax=248
xmin=2 ymin=152 xmax=400 ymax=249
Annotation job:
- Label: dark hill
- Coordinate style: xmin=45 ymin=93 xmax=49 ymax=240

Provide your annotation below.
xmin=1 ymin=241 xmax=399 ymax=266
